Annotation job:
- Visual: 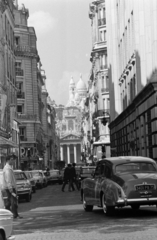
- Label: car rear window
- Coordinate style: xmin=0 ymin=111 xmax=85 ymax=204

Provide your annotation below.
xmin=116 ymin=162 xmax=157 ymax=173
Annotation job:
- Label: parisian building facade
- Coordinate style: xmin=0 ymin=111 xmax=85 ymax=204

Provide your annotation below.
xmin=0 ymin=0 xmax=59 ymax=169
xmin=0 ymin=0 xmax=19 ymax=168
xmin=81 ymin=0 xmax=110 ymax=161
xmin=106 ymin=0 xmax=157 ymax=160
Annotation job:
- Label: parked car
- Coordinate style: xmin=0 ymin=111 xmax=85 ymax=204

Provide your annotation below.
xmin=79 ymin=166 xmax=96 ymax=181
xmin=14 ymin=170 xmax=32 ymax=202
xmin=49 ymin=169 xmax=63 ymax=184
xmin=81 ymin=156 xmax=157 ymax=215
xmin=78 ymin=166 xmax=96 ymax=189
xmin=31 ymin=170 xmax=44 ymax=189
xmin=39 ymin=170 xmax=48 ymax=187
xmin=24 ymin=171 xmax=36 ymax=193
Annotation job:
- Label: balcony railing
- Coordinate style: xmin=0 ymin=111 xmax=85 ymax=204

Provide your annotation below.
xmin=15 ymin=45 xmax=37 ymax=55
xmin=93 ymin=109 xmax=110 ymax=119
xmin=17 ymin=114 xmax=37 ymax=121
xmin=20 ymin=136 xmax=27 ymax=141
xmin=16 ymin=69 xmax=24 ymax=76
xmin=101 ymin=88 xmax=109 ymax=93
xmin=100 ymin=65 xmax=108 ymax=70
xmin=98 ymin=18 xmax=106 ymax=26
xmin=17 ymin=92 xmax=25 ymax=99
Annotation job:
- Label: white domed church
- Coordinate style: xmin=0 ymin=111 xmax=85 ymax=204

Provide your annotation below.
xmin=55 ymin=75 xmax=87 ymax=164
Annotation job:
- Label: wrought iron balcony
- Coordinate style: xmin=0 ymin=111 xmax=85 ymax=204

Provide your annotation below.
xmin=100 ymin=65 xmax=108 ymax=70
xmin=93 ymin=109 xmax=110 ymax=120
xmin=15 ymin=45 xmax=37 ymax=56
xmin=16 ymin=69 xmax=24 ymax=76
xmin=17 ymin=114 xmax=37 ymax=121
xmin=17 ymin=92 xmax=25 ymax=99
xmin=20 ymin=136 xmax=27 ymax=141
xmin=101 ymin=88 xmax=109 ymax=93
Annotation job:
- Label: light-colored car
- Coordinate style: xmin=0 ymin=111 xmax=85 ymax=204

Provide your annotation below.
xmin=14 ymin=170 xmax=32 ymax=202
xmin=39 ymin=170 xmax=48 ymax=187
xmin=0 ymin=170 xmax=15 ymax=240
xmin=81 ymin=156 xmax=157 ymax=215
xmin=24 ymin=171 xmax=36 ymax=193
xmin=49 ymin=169 xmax=63 ymax=184
xmin=31 ymin=170 xmax=44 ymax=189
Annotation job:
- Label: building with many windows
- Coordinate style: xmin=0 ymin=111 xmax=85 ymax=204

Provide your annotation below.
xmin=106 ymin=0 xmax=157 ymax=160
xmin=82 ymin=0 xmax=110 ymax=161
xmin=0 ymin=0 xmax=19 ymax=168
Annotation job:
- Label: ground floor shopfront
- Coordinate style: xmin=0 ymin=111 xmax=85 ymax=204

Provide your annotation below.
xmin=110 ymin=80 xmax=157 ymax=161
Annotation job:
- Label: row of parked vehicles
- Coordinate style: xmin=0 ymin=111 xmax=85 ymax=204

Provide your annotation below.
xmin=13 ymin=169 xmax=63 ymax=202
xmin=0 ymin=168 xmax=64 ymax=240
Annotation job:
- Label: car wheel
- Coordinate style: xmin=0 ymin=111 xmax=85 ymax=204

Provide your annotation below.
xmin=0 ymin=232 xmax=4 ymax=240
xmin=83 ymin=193 xmax=93 ymax=212
xmin=102 ymin=194 xmax=115 ymax=216
xmin=131 ymin=205 xmax=140 ymax=210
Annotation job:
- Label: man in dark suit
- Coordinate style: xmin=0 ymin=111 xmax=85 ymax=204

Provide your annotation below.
xmin=62 ymin=164 xmax=73 ymax=192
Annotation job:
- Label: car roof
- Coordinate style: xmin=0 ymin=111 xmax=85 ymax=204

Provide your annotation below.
xmin=98 ymin=156 xmax=156 ymax=166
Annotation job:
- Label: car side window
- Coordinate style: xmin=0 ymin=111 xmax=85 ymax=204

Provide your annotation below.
xmin=94 ymin=165 xmax=102 ymax=177
xmin=104 ymin=165 xmax=112 ymax=179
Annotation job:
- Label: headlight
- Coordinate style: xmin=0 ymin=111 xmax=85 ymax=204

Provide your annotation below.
xmin=24 ymin=183 xmax=30 ymax=188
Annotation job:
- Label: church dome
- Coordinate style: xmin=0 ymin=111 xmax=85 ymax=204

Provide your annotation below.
xmin=76 ymin=75 xmax=86 ymax=91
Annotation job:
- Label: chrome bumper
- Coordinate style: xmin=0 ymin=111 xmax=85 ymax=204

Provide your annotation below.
xmin=117 ymin=197 xmax=157 ymax=205
xmin=8 ymin=236 xmax=15 ymax=240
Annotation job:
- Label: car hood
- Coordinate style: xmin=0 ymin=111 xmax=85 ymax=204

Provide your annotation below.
xmin=119 ymin=172 xmax=157 ymax=182
xmin=16 ymin=180 xmax=27 ymax=185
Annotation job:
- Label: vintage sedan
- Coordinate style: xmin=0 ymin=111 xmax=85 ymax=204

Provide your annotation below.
xmin=0 ymin=172 xmax=15 ymax=240
xmin=81 ymin=156 xmax=157 ymax=215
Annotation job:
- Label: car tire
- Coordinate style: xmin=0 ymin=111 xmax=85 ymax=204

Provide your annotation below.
xmin=0 ymin=232 xmax=4 ymax=240
xmin=83 ymin=193 xmax=93 ymax=212
xmin=102 ymin=193 xmax=115 ymax=216
xmin=26 ymin=193 xmax=31 ymax=202
xmin=131 ymin=205 xmax=140 ymax=210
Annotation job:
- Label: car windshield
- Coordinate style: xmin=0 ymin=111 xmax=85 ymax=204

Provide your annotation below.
xmin=116 ymin=162 xmax=157 ymax=173
xmin=15 ymin=172 xmax=27 ymax=180
xmin=25 ymin=172 xmax=31 ymax=179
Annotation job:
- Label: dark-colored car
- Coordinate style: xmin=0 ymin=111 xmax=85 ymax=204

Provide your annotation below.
xmin=81 ymin=156 xmax=157 ymax=215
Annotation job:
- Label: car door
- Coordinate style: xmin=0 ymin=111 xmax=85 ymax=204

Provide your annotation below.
xmin=94 ymin=163 xmax=107 ymax=206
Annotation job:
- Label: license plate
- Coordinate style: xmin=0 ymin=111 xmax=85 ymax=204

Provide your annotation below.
xmin=135 ymin=184 xmax=155 ymax=191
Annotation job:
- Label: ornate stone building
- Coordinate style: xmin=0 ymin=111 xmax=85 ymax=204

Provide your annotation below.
xmin=55 ymin=75 xmax=87 ymax=164
xmin=0 ymin=0 xmax=19 ymax=168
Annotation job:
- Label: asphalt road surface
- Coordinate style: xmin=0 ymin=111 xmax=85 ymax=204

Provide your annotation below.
xmin=13 ymin=183 xmax=157 ymax=240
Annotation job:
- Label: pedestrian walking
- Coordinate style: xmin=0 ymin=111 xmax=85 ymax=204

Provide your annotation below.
xmin=2 ymin=155 xmax=23 ymax=219
xmin=71 ymin=163 xmax=79 ymax=191
xmin=62 ymin=164 xmax=73 ymax=192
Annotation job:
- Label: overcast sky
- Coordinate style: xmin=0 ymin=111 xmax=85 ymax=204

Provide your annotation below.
xmin=18 ymin=0 xmax=92 ymax=105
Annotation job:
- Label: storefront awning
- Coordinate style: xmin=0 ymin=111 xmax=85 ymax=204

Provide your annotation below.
xmin=0 ymin=137 xmax=18 ymax=149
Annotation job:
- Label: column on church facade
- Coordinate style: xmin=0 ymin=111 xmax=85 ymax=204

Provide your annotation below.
xmin=74 ymin=144 xmax=77 ymax=163
xmin=60 ymin=145 xmax=63 ymax=161
xmin=67 ymin=145 xmax=70 ymax=164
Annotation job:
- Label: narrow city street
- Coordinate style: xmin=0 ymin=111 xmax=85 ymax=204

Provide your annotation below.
xmin=13 ymin=184 xmax=157 ymax=240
